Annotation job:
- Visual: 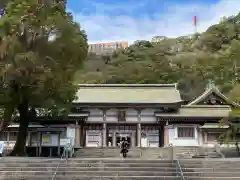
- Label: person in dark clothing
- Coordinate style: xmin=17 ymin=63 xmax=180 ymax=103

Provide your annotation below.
xmin=120 ymin=137 xmax=129 ymax=157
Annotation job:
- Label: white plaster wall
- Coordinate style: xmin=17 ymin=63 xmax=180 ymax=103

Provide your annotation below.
xmin=87 ymin=108 xmax=103 ymax=122
xmin=168 ymin=124 xmax=199 ymax=146
xmin=106 ymin=109 xmax=118 ymax=122
xmin=140 ymin=109 xmax=156 ymax=122
xmin=126 ymin=109 xmax=138 ymax=122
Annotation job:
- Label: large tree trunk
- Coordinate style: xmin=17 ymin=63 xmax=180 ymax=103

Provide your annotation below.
xmin=9 ymin=101 xmax=29 ymax=156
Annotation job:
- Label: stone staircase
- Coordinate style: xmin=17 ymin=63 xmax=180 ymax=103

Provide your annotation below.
xmin=179 ymin=159 xmax=240 ymax=179
xmin=74 ymin=147 xmax=172 ymax=159
xmin=175 ymin=146 xmax=199 ymax=159
xmin=175 ymin=146 xmax=222 ymax=159
xmin=0 ymin=157 xmax=180 ymax=179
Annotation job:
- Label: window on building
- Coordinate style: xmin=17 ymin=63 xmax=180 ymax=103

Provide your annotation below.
xmin=177 ymin=127 xmax=195 ymax=138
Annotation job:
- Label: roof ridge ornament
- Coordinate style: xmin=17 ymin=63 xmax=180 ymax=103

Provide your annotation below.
xmin=206 ymin=79 xmax=217 ymax=90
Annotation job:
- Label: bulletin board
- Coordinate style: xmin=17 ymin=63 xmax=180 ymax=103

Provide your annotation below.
xmin=41 ymin=133 xmax=58 ymax=146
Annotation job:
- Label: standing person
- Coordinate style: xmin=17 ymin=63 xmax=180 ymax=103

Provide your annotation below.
xmin=120 ymin=137 xmax=129 ymax=157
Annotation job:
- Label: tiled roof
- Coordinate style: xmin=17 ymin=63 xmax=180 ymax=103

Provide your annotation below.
xmin=155 ymin=105 xmax=231 ymax=117
xmin=187 ymin=83 xmax=239 ymax=107
xmin=73 ymin=84 xmax=182 ymax=104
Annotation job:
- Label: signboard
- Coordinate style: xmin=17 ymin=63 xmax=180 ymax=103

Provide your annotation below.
xmin=41 ymin=134 xmax=58 ymax=146
xmin=42 ymin=134 xmax=51 ymax=144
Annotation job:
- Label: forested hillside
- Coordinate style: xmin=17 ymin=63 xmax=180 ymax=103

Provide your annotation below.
xmin=75 ymin=13 xmax=240 ymax=102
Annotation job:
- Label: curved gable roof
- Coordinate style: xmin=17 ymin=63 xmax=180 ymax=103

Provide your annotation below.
xmin=187 ymin=83 xmax=240 ymax=107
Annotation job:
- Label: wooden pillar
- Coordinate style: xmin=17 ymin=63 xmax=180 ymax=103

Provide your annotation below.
xmin=204 ymin=132 xmax=208 ymax=144
xmin=164 ymin=121 xmax=169 ymax=147
xmin=112 ymin=131 xmax=116 ymax=147
xmin=137 ymin=109 xmax=141 ymax=147
xmin=75 ymin=120 xmax=81 ymax=148
xmin=27 ymin=132 xmax=31 ymax=146
xmin=80 ymin=124 xmax=85 ymax=147
xmin=29 ymin=131 xmax=32 ymax=147
xmin=7 ymin=131 xmax=10 ymax=142
xmin=137 ymin=123 xmax=141 ymax=147
xmin=102 ymin=123 xmax=107 ymax=147
xmin=39 ymin=132 xmax=42 ymax=157
xmin=198 ymin=128 xmax=203 ymax=146
xmin=131 ymin=131 xmax=135 ymax=147
xmin=57 ymin=133 xmax=60 ymax=156
xmin=102 ymin=109 xmax=107 ymax=147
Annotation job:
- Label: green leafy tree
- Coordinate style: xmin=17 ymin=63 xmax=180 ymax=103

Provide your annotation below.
xmin=219 ymin=109 xmax=240 ymax=156
xmin=0 ymin=0 xmax=88 ymax=156
xmin=228 ymin=84 xmax=240 ymax=103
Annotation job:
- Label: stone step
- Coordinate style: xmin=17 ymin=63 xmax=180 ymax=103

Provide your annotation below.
xmin=0 ymin=158 xmax=173 ymax=163
xmin=182 ymin=168 xmax=240 ymax=172
xmin=0 ymin=171 xmax=180 ymax=176
xmin=74 ymin=153 xmax=142 ymax=158
xmin=181 ymin=165 xmax=240 ymax=169
xmin=75 ymin=148 xmax=169 ymax=158
xmin=182 ymin=163 xmax=240 ymax=168
xmin=180 ymin=161 xmax=240 ymax=164
xmin=182 ymin=172 xmax=240 ymax=177
xmin=0 ymin=167 xmax=177 ymax=171
xmin=2 ymin=175 xmax=240 ymax=180
xmin=180 ymin=159 xmax=240 ymax=163
xmin=184 ymin=177 xmax=240 ymax=180
xmin=0 ymin=162 xmax=175 ymax=166
xmin=0 ymin=175 xmax=180 ymax=180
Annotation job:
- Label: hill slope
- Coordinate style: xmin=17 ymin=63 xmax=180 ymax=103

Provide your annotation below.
xmin=75 ymin=12 xmax=240 ymax=101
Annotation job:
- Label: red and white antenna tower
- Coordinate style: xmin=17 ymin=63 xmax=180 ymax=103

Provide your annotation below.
xmin=194 ymin=15 xmax=197 ymax=33
xmin=194 ymin=0 xmax=197 ymax=34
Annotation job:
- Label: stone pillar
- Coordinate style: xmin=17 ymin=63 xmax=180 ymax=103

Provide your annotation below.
xmin=102 ymin=123 xmax=107 ymax=147
xmin=164 ymin=121 xmax=169 ymax=147
xmin=112 ymin=131 xmax=116 ymax=147
xmin=137 ymin=123 xmax=141 ymax=147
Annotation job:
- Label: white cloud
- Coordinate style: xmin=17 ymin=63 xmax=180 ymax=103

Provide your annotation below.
xmin=70 ymin=0 xmax=240 ymax=44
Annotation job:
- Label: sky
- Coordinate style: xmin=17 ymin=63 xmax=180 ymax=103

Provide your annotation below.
xmin=67 ymin=0 xmax=240 ymax=44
